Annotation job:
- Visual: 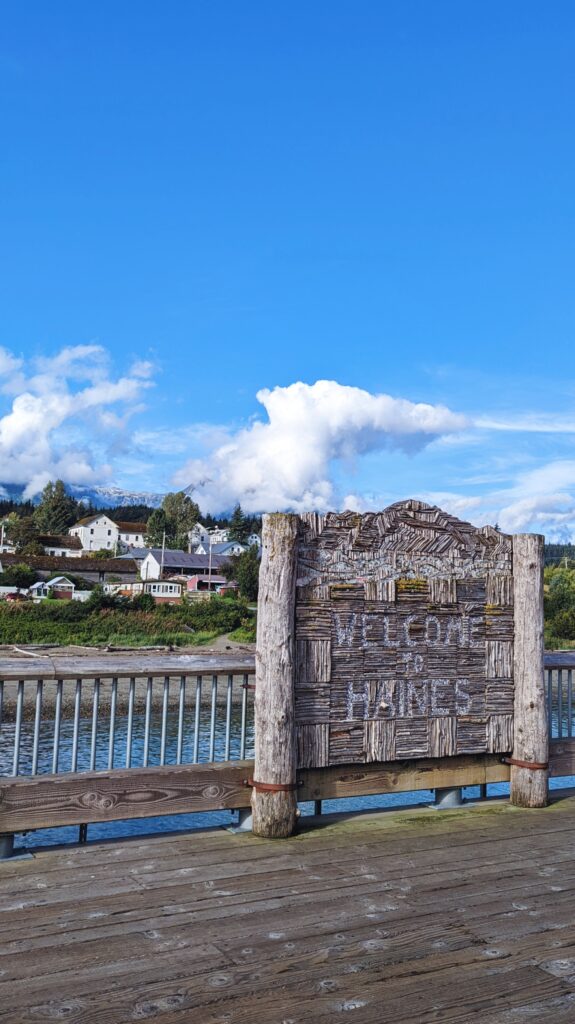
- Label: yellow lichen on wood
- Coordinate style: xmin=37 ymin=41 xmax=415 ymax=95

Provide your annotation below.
xmin=396 ymin=578 xmax=427 ymax=593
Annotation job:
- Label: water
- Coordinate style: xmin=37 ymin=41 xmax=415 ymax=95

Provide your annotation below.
xmin=1 ymin=705 xmax=251 ymax=777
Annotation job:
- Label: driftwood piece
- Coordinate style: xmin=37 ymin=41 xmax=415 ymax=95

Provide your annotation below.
xmin=252 ymin=514 xmax=299 ymax=838
xmin=511 ymin=533 xmax=547 ymax=807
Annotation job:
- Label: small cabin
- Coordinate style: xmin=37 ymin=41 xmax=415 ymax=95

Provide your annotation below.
xmin=142 ymin=580 xmax=182 ymax=604
xmin=30 ymin=576 xmax=76 ymax=601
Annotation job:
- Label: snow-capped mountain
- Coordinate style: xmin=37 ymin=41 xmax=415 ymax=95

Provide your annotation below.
xmin=69 ymin=485 xmax=165 ymax=508
xmin=0 ymin=483 xmax=165 ymax=508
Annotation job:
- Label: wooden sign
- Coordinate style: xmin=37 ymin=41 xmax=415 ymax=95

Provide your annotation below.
xmin=251 ymin=501 xmax=545 ymax=838
xmin=294 ymin=501 xmax=515 ymax=768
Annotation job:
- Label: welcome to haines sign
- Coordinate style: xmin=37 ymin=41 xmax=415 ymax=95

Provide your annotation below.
xmin=293 ymin=500 xmax=515 ymax=768
xmin=252 ymin=500 xmax=546 ymax=838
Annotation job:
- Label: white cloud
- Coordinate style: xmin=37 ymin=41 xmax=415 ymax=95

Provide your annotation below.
xmin=475 ymin=414 xmax=575 ymax=434
xmin=173 ymin=380 xmax=468 ymax=513
xmin=129 ymin=359 xmax=156 ymax=380
xmin=493 ymin=461 xmax=575 ymax=538
xmin=341 ymin=490 xmax=483 ymax=520
xmin=0 ymin=343 xmax=155 ymax=497
xmin=497 ymin=494 xmax=575 ymax=536
xmin=4 ymin=347 xmax=575 ymax=542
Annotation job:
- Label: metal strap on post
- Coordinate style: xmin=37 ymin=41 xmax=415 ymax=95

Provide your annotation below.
xmin=244 ymin=778 xmax=301 ymax=793
xmin=503 ymin=756 xmax=548 ymax=771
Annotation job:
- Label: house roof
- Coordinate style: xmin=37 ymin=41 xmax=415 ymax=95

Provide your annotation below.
xmin=207 ymin=542 xmax=246 ymax=554
xmin=70 ymin=516 xmax=148 ymax=533
xmin=30 ymin=575 xmax=75 ymax=589
xmin=114 ymin=521 xmax=148 ymax=533
xmin=0 ymin=553 xmax=139 ymax=573
xmin=117 ymin=547 xmax=149 ymax=559
xmin=72 ymin=514 xmax=114 ymax=527
xmin=144 ymin=549 xmax=227 ymax=569
xmin=187 ymin=574 xmax=227 ymax=584
xmin=37 ymin=534 xmax=83 ymax=549
xmin=46 ymin=576 xmax=76 ymax=587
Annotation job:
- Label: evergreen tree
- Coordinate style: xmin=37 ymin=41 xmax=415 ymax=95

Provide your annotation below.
xmin=33 ymin=480 xmax=80 ymax=535
xmin=228 ymin=503 xmax=250 ymax=544
xmin=99 ymin=504 xmax=155 ymax=523
xmin=222 ymin=546 xmax=260 ymax=600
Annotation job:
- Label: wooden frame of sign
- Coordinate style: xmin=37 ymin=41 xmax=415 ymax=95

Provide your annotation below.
xmin=252 ymin=501 xmax=546 ymax=837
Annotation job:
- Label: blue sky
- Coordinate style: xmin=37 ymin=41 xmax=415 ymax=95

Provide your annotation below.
xmin=1 ymin=3 xmax=575 ymax=535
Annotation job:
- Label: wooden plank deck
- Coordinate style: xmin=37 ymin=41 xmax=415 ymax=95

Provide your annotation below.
xmin=3 ymin=796 xmax=575 ymax=1022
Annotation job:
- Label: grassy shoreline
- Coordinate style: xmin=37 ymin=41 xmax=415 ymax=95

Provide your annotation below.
xmin=0 ymin=595 xmax=256 ymax=648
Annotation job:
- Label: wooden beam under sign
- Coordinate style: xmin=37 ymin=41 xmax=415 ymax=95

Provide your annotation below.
xmin=298 ymin=754 xmax=511 ymax=802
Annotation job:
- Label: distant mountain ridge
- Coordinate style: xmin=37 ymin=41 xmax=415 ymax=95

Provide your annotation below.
xmin=0 ymin=483 xmax=165 ymax=509
xmin=70 ymin=485 xmax=165 ymax=509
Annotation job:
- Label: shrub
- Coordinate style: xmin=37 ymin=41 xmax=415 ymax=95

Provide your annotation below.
xmin=0 ymin=592 xmax=255 ymax=647
xmin=131 ymin=593 xmax=156 ymax=611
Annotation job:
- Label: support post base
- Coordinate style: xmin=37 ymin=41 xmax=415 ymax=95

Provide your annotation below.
xmin=432 ymin=787 xmax=463 ymax=810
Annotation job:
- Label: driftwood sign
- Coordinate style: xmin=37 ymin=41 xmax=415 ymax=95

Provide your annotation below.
xmin=252 ymin=501 xmax=545 ymax=838
xmin=294 ymin=503 xmax=514 ymax=768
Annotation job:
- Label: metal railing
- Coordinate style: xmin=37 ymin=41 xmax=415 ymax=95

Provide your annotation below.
xmin=545 ymin=652 xmax=575 ymax=739
xmin=0 ymin=656 xmax=255 ymax=779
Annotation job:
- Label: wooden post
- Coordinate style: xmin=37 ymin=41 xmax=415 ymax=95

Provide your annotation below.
xmin=511 ymin=533 xmax=547 ymax=808
xmin=252 ymin=513 xmax=299 ymax=838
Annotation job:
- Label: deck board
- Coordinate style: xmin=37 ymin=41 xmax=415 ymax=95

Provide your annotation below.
xmin=3 ymin=795 xmax=575 ymax=1022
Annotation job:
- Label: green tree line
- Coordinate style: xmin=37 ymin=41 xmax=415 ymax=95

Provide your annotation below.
xmin=1 ymin=480 xmax=261 ymax=556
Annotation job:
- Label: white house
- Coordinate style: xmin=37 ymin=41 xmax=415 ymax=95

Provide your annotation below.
xmin=194 ymin=540 xmax=247 ymax=557
xmin=208 ymin=526 xmax=230 ymax=544
xmin=114 ymin=521 xmax=148 ymax=551
xmin=189 ymin=522 xmax=211 ymax=548
xmin=143 ymin=580 xmax=182 ymax=603
xmin=68 ymin=515 xmax=147 ymax=553
xmin=69 ymin=514 xmax=119 ymax=552
xmin=140 ymin=548 xmax=228 ymax=580
xmin=247 ymin=533 xmax=261 ymax=548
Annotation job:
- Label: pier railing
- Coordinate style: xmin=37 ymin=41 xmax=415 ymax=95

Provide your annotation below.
xmin=545 ymin=651 xmax=575 ymax=778
xmin=0 ymin=654 xmax=257 ymax=840
xmin=1 ymin=650 xmax=575 ymax=843
xmin=1 ymin=658 xmax=254 ymax=778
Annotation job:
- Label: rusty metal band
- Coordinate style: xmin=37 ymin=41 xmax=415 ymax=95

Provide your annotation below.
xmin=244 ymin=778 xmax=300 ymax=793
xmin=502 ymin=757 xmax=549 ymax=771
xmin=241 ymin=682 xmax=256 ymax=690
